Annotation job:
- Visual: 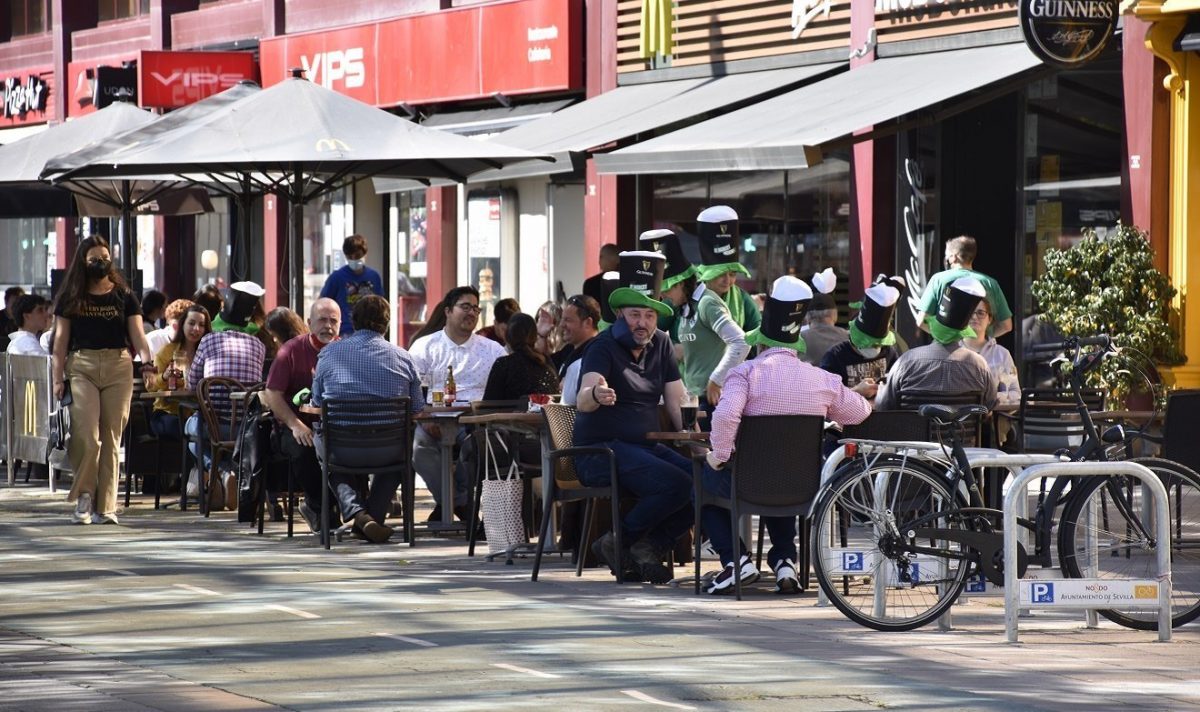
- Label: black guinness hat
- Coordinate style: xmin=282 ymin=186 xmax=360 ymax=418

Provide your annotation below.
xmin=850 ymin=282 xmax=900 ymax=348
xmin=696 ymin=205 xmax=750 ymax=281
xmin=745 ymin=276 xmax=813 ymax=353
xmin=929 ymin=276 xmax=986 ymax=344
xmin=609 ymin=251 xmax=672 ymax=318
xmin=810 ymin=267 xmax=837 ymax=311
xmin=639 ymin=229 xmax=695 ymax=291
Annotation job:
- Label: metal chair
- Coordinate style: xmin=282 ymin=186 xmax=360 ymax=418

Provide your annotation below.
xmin=692 ymin=414 xmax=826 ymax=599
xmin=1013 ymin=387 xmax=1105 ymax=454
xmin=195 ymin=376 xmax=255 ymax=517
xmin=1162 ymin=389 xmax=1200 ymax=472
xmin=897 ymin=390 xmax=985 ymax=446
xmin=531 ymin=403 xmax=621 ymax=582
xmin=318 ymin=397 xmax=413 ymax=549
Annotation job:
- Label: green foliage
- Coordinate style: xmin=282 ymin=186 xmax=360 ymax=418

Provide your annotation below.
xmin=1031 ymin=223 xmax=1184 ymax=400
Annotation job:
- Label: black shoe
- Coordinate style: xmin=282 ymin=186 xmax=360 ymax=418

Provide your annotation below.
xmin=426 ymin=504 xmax=442 ymax=523
xmin=630 ymin=539 xmax=672 ymax=585
xmin=353 ymin=512 xmax=393 ymax=543
xmin=592 ymin=532 xmax=638 ymax=581
xmin=270 ymin=502 xmax=285 ymax=522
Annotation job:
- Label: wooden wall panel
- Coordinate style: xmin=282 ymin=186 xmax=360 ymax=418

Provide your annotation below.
xmin=618 ymin=0 xmax=851 ymax=73
xmin=618 ymin=0 xmax=1019 ymax=74
xmin=875 ymin=0 xmax=1017 ymax=44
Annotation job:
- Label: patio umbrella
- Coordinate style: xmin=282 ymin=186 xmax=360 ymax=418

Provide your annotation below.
xmin=0 ymin=101 xmax=212 ymax=280
xmin=43 ymin=74 xmax=551 ymax=310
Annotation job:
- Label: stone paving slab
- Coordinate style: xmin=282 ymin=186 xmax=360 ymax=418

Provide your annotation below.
xmin=1 ymin=482 xmax=1198 ymax=711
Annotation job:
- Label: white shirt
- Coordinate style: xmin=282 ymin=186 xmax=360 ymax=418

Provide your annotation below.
xmin=560 ymin=359 xmax=583 ymax=406
xmin=409 ymin=330 xmax=506 ymax=405
xmin=963 ymin=337 xmax=1020 ymax=405
xmin=7 ymin=330 xmax=48 ymax=356
xmin=146 ymin=324 xmax=175 ymax=359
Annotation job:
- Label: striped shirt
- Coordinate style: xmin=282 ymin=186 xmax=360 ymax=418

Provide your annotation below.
xmin=710 ymin=347 xmax=871 ymax=463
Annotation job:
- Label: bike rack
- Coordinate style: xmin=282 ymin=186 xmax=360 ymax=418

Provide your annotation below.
xmin=1003 ymin=461 xmax=1173 ymax=643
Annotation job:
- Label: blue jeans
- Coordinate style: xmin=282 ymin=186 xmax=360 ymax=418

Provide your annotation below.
xmin=314 ymin=432 xmax=406 ymax=522
xmin=184 ymin=413 xmax=231 ymax=470
xmin=576 ymin=441 xmax=693 ymax=550
xmin=701 ymin=462 xmax=797 ymax=569
xmin=149 ymin=410 xmax=181 ymax=439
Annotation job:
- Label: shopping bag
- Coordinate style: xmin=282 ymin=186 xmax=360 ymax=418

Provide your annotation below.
xmin=481 ymin=431 xmax=525 ymax=555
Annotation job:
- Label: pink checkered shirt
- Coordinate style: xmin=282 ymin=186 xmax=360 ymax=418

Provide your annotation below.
xmin=710 ymin=347 xmax=872 ymax=463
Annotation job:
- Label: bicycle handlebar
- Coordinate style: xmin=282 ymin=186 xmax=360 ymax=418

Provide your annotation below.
xmin=1027 ymin=334 xmax=1111 ymax=354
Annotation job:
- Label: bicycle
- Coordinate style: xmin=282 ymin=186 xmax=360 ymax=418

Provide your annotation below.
xmin=810 ymin=335 xmax=1200 ymax=631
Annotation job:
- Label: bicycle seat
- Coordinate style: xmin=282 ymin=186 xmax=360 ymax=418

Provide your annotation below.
xmin=917 ymin=403 xmax=990 ymax=425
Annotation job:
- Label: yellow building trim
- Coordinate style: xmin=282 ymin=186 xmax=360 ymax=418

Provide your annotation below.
xmin=1127 ymin=6 xmax=1200 ymax=386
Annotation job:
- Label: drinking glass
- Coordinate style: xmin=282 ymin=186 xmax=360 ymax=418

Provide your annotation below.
xmin=680 ymin=393 xmax=700 ymax=431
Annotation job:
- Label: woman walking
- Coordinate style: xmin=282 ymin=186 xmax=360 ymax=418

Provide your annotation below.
xmin=52 ymin=236 xmax=156 ymax=525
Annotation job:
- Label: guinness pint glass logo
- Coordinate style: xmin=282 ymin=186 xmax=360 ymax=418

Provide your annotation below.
xmin=642 ymin=260 xmax=651 ymax=271
xmin=1020 ymin=0 xmax=1116 ymax=67
xmin=719 ymin=224 xmax=729 ymax=235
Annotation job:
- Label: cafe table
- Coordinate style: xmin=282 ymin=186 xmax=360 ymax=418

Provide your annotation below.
xmin=412 ymin=405 xmax=472 ymax=529
xmin=457 ymin=410 xmax=549 ymax=562
xmin=138 ymin=388 xmax=200 ymax=511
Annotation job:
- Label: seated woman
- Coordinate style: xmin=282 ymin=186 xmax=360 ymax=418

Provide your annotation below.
xmin=483 ymin=313 xmax=560 ymax=401
xmin=146 ymin=304 xmax=211 ymax=439
xmin=961 ymin=297 xmax=1020 ymax=407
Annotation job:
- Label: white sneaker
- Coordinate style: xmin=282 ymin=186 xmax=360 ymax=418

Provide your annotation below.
xmin=704 ymin=554 xmax=761 ymax=594
xmin=773 ymin=559 xmax=801 ymax=594
xmin=72 ymin=493 xmax=93 ymax=524
xmin=92 ymin=512 xmax=120 ymax=525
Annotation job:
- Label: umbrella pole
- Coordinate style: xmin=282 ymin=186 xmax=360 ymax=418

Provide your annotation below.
xmin=120 ymin=179 xmax=136 ymax=288
xmin=236 ymin=177 xmax=252 ymax=283
xmin=289 ymin=172 xmax=305 ymax=313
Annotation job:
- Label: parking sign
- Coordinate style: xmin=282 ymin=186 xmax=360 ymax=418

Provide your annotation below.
xmin=1031 ymin=582 xmax=1055 ymax=603
xmin=842 ymin=552 xmax=864 ymax=571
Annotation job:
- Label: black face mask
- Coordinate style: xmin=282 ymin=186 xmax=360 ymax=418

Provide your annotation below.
xmin=86 ymin=259 xmax=111 ymax=279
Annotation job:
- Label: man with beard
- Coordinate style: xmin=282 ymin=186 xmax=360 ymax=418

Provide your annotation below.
xmin=409 ymin=286 xmax=506 ymax=522
xmin=574 ymin=251 xmax=691 ymax=584
xmin=261 ymin=297 xmax=342 ymax=532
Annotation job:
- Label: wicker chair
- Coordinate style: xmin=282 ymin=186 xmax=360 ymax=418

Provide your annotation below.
xmin=531 ymin=403 xmax=621 ymax=582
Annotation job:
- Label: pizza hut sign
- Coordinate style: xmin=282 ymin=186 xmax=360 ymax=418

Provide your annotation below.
xmin=1020 ymin=0 xmax=1117 ymax=67
xmin=3 ymin=75 xmax=49 ymax=118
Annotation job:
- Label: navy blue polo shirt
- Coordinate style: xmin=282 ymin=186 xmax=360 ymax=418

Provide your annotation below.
xmin=573 ymin=328 xmax=680 ymax=447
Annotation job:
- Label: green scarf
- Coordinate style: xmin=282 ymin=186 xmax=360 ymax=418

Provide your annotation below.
xmin=723 ymin=288 xmax=744 ymax=331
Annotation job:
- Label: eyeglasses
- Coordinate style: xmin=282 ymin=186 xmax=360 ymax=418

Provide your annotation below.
xmin=970 ymin=309 xmax=990 ymax=319
xmin=454 ymin=302 xmax=482 ymax=314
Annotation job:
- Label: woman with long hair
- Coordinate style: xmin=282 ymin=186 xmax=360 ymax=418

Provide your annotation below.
xmin=534 ymin=300 xmax=563 ymax=359
xmin=264 ymin=306 xmax=308 ymax=346
xmin=146 ymin=304 xmax=211 ymax=439
xmin=483 ymin=313 xmax=559 ymax=401
xmin=52 ymin=236 xmax=156 ymax=525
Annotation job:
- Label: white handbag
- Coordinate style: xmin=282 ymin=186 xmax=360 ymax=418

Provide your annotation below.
xmin=480 ymin=430 xmax=525 ymax=555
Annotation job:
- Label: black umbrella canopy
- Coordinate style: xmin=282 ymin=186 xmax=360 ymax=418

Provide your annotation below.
xmin=43 ymin=76 xmax=551 ymax=197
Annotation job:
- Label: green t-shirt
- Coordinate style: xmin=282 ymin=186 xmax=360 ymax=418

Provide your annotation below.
xmin=679 ymin=290 xmax=738 ymax=395
xmin=918 ymin=268 xmax=1012 ymax=336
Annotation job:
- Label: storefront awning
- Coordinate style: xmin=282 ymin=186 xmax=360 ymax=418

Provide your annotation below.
xmin=594 ymin=42 xmax=1043 ymax=175
xmin=421 ymin=99 xmax=578 ymax=136
xmin=468 ymin=62 xmax=844 ymax=182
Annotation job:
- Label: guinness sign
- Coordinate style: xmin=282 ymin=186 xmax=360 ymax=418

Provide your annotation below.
xmin=1020 ymin=0 xmax=1117 ymax=67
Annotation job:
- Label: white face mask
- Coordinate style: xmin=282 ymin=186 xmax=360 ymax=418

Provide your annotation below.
xmin=347 ymin=259 xmax=365 ymax=272
xmin=858 ymin=347 xmax=881 ymax=359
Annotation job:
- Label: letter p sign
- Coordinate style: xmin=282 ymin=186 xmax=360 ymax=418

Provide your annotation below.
xmin=1031 ymin=582 xmax=1054 ymax=603
xmin=842 ymin=552 xmax=864 ymax=571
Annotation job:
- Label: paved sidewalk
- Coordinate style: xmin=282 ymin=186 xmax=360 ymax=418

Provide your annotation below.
xmin=1 ymin=482 xmax=1197 ymax=711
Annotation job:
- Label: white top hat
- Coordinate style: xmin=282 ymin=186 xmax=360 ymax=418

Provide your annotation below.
xmin=697 ymin=205 xmax=738 ymax=223
xmin=770 ymin=275 xmax=813 ymax=302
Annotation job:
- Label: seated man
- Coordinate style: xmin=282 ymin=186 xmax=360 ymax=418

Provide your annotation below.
xmin=311 ymin=295 xmax=424 ymax=543
xmin=555 ymin=294 xmax=601 ymax=406
xmin=185 ymin=282 xmax=268 ymax=509
xmin=575 ymin=251 xmax=692 ymax=584
xmin=875 ymin=276 xmax=998 ymax=411
xmin=6 ymin=294 xmax=51 ymax=356
xmin=261 ymin=297 xmax=342 ymax=532
xmin=702 ymin=276 xmax=875 ymax=594
xmin=820 ymin=277 xmax=903 ymax=388
xmin=799 ymin=268 xmax=848 ymax=366
xmin=409 ymin=286 xmax=505 ymax=522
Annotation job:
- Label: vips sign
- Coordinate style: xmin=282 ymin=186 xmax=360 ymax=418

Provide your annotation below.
xmin=259 ymin=0 xmax=581 ymax=107
xmin=138 ymin=51 xmax=257 ymax=109
xmin=1020 ymin=0 xmax=1118 ymax=67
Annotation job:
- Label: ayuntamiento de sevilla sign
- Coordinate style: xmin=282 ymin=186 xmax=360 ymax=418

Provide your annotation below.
xmin=1020 ymin=0 xmax=1118 ymax=67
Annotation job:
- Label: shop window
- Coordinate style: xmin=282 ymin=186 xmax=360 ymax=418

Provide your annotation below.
xmin=9 ymin=0 xmax=49 ymax=36
xmin=98 ymin=0 xmax=149 ymax=22
xmin=1021 ymin=60 xmax=1123 ymax=315
xmin=0 ymin=217 xmax=53 ymax=288
xmin=894 ymin=125 xmax=941 ymax=339
xmin=194 ymin=197 xmax=231 ymax=292
xmin=644 ymin=159 xmax=851 ymax=298
xmin=302 ymin=186 xmax=353 ymax=318
xmin=388 ymin=190 xmax=428 ymax=345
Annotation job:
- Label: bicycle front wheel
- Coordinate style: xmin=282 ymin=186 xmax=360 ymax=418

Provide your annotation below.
xmin=1057 ymin=457 xmax=1200 ymax=629
xmin=811 ymin=457 xmax=972 ymax=631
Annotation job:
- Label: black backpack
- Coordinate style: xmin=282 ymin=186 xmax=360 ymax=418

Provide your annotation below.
xmin=232 ymin=391 xmax=274 ymax=523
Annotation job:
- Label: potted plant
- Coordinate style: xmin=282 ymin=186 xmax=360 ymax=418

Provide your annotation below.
xmin=1031 ymin=223 xmax=1185 ymax=407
